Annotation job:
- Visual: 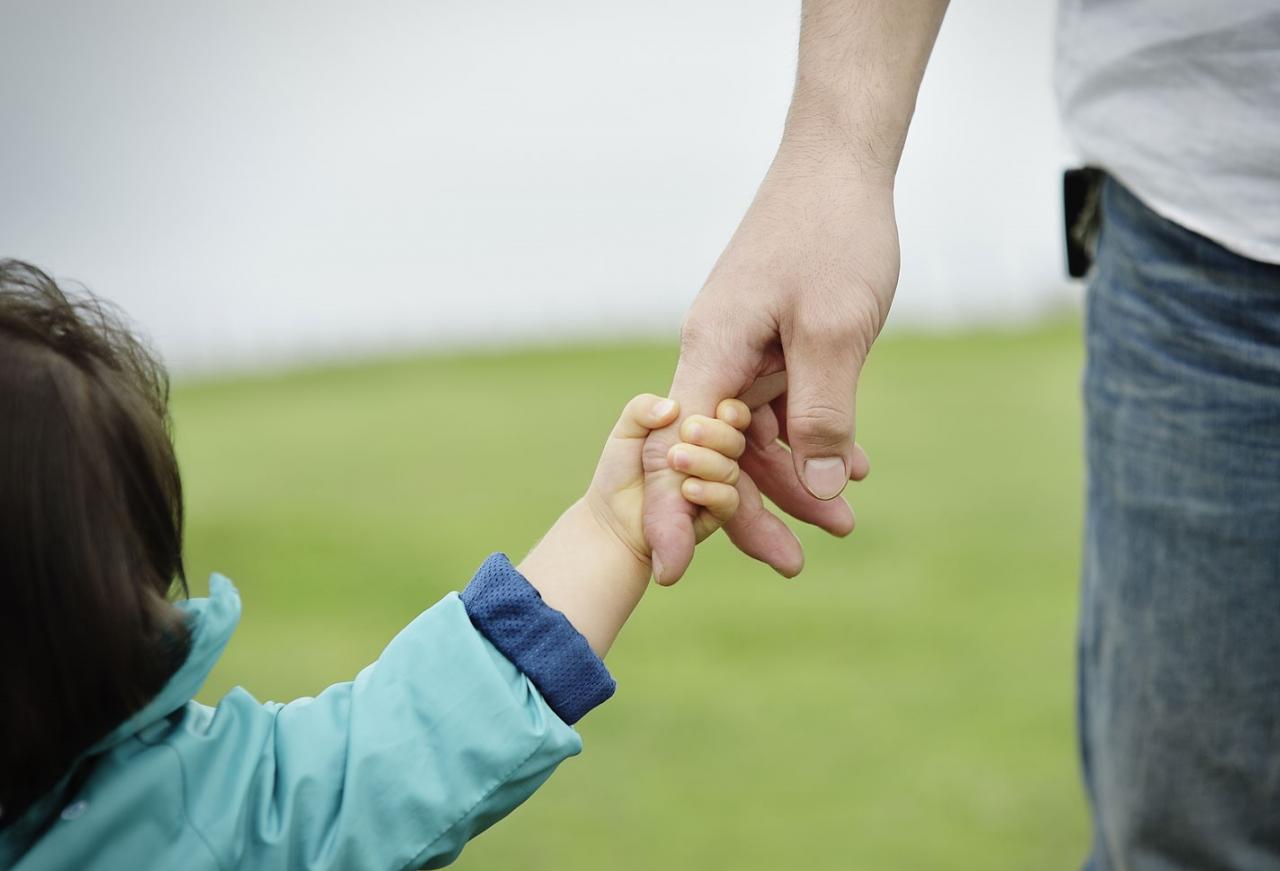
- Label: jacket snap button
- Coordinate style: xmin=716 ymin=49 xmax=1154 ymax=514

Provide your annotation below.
xmin=60 ymin=800 xmax=88 ymax=821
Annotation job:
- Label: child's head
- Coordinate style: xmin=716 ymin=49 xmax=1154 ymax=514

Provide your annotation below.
xmin=0 ymin=260 xmax=189 ymax=817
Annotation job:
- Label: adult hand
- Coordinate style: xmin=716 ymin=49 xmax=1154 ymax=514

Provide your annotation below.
xmin=642 ymin=138 xmax=897 ymax=584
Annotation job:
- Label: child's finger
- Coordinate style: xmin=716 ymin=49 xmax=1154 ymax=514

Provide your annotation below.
xmin=679 ymin=414 xmax=747 ymax=460
xmin=667 ymin=443 xmax=740 ymax=485
xmin=681 ymin=478 xmax=740 ymax=524
xmin=716 ymin=398 xmax=752 ymax=432
xmin=612 ymin=393 xmax=679 ymax=439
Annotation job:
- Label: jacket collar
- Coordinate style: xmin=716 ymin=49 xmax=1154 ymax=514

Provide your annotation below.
xmin=0 ymin=573 xmax=240 ymax=861
xmin=89 ymin=572 xmax=242 ymax=754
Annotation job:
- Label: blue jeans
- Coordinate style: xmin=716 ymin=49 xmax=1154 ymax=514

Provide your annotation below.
xmin=1081 ymin=177 xmax=1280 ymax=869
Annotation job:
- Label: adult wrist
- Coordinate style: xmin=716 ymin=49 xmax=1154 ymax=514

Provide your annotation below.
xmin=771 ymin=124 xmax=899 ymax=193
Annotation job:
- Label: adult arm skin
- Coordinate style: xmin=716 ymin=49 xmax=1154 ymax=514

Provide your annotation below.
xmin=643 ymin=0 xmax=949 ymax=584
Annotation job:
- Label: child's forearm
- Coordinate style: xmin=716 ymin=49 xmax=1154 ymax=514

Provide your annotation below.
xmin=517 ymin=499 xmax=651 ymax=659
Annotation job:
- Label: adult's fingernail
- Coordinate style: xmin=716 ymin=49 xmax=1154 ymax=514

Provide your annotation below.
xmin=804 ymin=457 xmax=848 ymax=500
xmin=651 ymin=555 xmax=665 ymax=584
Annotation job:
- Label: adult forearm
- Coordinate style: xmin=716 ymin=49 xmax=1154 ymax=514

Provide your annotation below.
xmin=643 ymin=2 xmax=946 ymax=583
xmin=783 ymin=0 xmax=949 ymax=180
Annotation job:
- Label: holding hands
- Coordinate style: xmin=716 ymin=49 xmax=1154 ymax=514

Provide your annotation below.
xmin=585 ymin=394 xmax=752 ymax=565
xmin=516 ymin=394 xmax=751 ymax=656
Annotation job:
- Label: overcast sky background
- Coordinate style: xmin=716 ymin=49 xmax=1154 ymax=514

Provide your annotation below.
xmin=2 ymin=0 xmax=1076 ymax=373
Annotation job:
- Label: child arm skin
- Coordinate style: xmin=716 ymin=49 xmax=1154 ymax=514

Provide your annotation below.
xmin=518 ymin=394 xmax=751 ymax=658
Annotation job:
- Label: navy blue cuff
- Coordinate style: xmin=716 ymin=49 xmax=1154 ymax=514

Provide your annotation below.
xmin=460 ymin=553 xmax=616 ymax=725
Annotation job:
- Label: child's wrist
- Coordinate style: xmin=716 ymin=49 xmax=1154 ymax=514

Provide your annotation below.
xmin=578 ymin=495 xmax=652 ymax=585
xmin=515 ymin=499 xmax=652 ymax=658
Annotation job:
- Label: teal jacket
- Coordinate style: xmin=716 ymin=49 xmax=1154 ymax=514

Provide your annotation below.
xmin=0 ymin=555 xmax=615 ymax=870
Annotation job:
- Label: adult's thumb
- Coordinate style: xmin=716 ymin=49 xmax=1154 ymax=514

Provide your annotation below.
xmin=785 ymin=331 xmax=863 ymax=501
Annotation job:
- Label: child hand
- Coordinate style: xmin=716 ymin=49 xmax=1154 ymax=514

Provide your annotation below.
xmin=585 ymin=394 xmax=751 ymax=571
xmin=519 ymin=395 xmax=752 ymax=657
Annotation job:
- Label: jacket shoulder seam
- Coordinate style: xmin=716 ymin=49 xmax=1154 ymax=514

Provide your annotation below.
xmin=163 ymin=741 xmax=229 ymax=871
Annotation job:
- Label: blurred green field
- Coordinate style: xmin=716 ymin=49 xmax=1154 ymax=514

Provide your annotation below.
xmin=174 ymin=320 xmax=1089 ymax=870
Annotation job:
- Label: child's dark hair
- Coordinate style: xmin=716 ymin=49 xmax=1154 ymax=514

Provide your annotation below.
xmin=0 ymin=260 xmax=190 ymax=819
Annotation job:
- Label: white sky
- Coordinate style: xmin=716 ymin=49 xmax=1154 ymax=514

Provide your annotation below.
xmin=1 ymin=0 xmax=1078 ymax=373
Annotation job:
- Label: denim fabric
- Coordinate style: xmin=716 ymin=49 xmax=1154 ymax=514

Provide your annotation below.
xmin=1081 ymin=176 xmax=1280 ymax=870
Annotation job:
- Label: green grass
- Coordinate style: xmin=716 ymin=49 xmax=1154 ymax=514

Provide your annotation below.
xmin=174 ymin=320 xmax=1089 ymax=870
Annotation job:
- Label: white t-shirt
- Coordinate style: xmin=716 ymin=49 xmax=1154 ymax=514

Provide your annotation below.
xmin=1055 ymin=2 xmax=1280 ymax=264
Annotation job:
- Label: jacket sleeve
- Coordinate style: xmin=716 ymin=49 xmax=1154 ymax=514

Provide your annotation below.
xmin=175 ymin=556 xmax=615 ymax=871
